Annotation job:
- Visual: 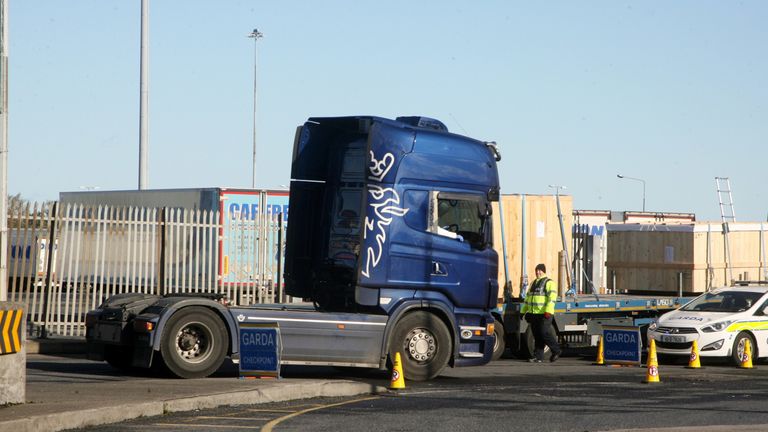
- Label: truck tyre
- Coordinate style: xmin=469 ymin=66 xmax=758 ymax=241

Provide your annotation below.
xmin=159 ymin=307 xmax=228 ymax=379
xmin=731 ymin=332 xmax=757 ymax=366
xmin=491 ymin=320 xmax=506 ymax=361
xmin=389 ymin=311 xmax=451 ymax=381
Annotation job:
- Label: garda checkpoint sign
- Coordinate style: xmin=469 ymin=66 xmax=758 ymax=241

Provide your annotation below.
xmin=602 ymin=325 xmax=641 ymax=365
xmin=239 ymin=322 xmax=281 ymax=378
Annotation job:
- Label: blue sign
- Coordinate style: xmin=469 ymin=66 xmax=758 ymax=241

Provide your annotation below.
xmin=602 ymin=325 xmax=641 ymax=365
xmin=239 ymin=323 xmax=281 ymax=378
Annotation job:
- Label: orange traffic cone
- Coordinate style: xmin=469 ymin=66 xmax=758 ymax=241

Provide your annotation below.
xmin=594 ymin=335 xmax=605 ymax=365
xmin=390 ymin=352 xmax=406 ymax=389
xmin=644 ymin=338 xmax=661 ymax=383
xmin=739 ymin=339 xmax=754 ymax=369
xmin=686 ymin=339 xmax=701 ymax=369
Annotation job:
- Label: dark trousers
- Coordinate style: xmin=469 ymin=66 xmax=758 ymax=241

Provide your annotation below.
xmin=529 ymin=314 xmax=561 ymax=360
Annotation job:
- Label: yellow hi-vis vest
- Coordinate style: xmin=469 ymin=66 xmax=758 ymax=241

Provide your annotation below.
xmin=521 ymin=276 xmax=557 ymax=315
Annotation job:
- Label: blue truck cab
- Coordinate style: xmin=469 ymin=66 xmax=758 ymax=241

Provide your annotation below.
xmin=85 ymin=115 xmax=501 ymax=381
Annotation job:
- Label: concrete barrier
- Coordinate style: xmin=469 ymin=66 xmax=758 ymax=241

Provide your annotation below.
xmin=0 ymin=302 xmax=25 ymax=405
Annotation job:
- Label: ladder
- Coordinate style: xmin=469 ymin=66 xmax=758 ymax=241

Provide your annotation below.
xmin=715 ymin=177 xmax=735 ymax=284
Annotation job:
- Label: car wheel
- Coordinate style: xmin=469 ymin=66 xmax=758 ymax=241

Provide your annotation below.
xmin=731 ymin=332 xmax=757 ymax=366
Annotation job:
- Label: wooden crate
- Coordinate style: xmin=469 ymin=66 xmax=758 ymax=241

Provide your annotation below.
xmin=606 ymin=222 xmax=768 ymax=293
xmin=492 ymin=194 xmax=573 ymax=298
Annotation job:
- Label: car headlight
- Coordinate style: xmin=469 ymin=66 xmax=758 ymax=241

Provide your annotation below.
xmin=701 ymin=320 xmax=735 ymax=333
xmin=648 ymin=321 xmax=658 ymax=331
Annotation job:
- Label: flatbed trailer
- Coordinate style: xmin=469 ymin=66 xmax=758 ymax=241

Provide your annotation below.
xmin=492 ymin=294 xmax=692 ymax=359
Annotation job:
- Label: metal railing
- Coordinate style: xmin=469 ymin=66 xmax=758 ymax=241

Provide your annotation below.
xmin=5 ymin=202 xmax=288 ymax=337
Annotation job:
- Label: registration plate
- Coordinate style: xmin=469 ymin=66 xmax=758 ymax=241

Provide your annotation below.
xmin=661 ymin=335 xmax=686 ymax=343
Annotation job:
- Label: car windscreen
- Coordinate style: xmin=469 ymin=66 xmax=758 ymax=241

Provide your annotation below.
xmin=681 ymin=291 xmax=764 ymax=313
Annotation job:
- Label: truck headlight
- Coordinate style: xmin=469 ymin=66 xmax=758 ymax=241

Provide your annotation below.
xmin=701 ymin=320 xmax=734 ymax=333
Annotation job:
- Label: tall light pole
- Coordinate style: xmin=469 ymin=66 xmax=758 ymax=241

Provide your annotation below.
xmin=616 ymin=174 xmax=646 ymax=211
xmin=248 ymin=28 xmax=263 ymax=189
xmin=138 ymin=0 xmax=149 ymax=189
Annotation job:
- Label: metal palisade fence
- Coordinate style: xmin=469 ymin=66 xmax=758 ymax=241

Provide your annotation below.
xmin=6 ymin=201 xmax=288 ymax=338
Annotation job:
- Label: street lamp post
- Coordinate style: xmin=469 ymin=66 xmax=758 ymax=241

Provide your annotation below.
xmin=617 ymin=174 xmax=646 ymax=212
xmin=248 ymin=28 xmax=263 ymax=189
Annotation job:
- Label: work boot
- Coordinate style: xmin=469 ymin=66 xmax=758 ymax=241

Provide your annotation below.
xmin=550 ymin=351 xmax=561 ymax=363
xmin=528 ymin=357 xmax=543 ymax=363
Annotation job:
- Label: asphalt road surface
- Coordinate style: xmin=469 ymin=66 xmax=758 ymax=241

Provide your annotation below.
xmin=72 ymin=354 xmax=768 ymax=432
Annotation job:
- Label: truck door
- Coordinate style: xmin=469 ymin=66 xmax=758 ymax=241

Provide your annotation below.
xmin=425 ymin=191 xmax=497 ymax=309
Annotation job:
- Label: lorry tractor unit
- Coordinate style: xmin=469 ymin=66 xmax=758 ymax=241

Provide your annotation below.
xmin=85 ymin=115 xmax=502 ymax=380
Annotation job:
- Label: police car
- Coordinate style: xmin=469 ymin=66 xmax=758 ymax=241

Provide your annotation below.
xmin=648 ymin=283 xmax=768 ymax=364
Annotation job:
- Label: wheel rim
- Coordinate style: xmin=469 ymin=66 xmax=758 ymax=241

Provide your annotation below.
xmin=405 ymin=327 xmax=437 ymax=363
xmin=737 ymin=337 xmax=751 ymax=361
xmin=175 ymin=322 xmax=214 ymax=364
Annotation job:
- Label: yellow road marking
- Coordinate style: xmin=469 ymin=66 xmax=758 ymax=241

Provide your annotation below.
xmin=152 ymin=423 xmax=262 ymax=429
xmin=246 ymin=408 xmax=299 ymax=413
xmin=261 ymin=396 xmax=380 ymax=432
xmin=194 ymin=416 xmax=272 ymax=421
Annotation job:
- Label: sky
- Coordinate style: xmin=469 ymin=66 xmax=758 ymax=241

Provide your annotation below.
xmin=7 ymin=1 xmax=767 ymax=221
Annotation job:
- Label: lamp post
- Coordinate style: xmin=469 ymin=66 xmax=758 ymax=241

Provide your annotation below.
xmin=138 ymin=0 xmax=149 ymax=189
xmin=617 ymin=174 xmax=646 ymax=212
xmin=248 ymin=28 xmax=263 ymax=189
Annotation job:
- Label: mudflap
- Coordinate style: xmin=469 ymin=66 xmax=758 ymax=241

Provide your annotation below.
xmin=133 ymin=345 xmax=154 ymax=368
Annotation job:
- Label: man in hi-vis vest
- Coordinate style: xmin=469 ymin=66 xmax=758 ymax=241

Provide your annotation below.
xmin=521 ymin=263 xmax=562 ymax=363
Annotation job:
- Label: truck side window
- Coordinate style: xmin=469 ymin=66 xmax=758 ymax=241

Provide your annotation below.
xmin=430 ymin=192 xmax=487 ymax=249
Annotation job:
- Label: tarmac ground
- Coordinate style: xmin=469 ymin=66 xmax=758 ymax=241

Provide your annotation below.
xmin=0 ymin=338 xmax=385 ymax=432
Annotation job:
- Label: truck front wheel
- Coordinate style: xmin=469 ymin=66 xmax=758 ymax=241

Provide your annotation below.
xmin=159 ymin=307 xmax=228 ymax=379
xmin=389 ymin=311 xmax=451 ymax=381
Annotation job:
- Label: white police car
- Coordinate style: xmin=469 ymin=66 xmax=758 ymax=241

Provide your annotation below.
xmin=648 ymin=284 xmax=768 ymax=364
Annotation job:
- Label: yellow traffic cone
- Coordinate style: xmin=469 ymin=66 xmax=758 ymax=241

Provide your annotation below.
xmin=644 ymin=338 xmax=661 ymax=383
xmin=389 ymin=352 xmax=406 ymax=390
xmin=739 ymin=339 xmax=754 ymax=369
xmin=594 ymin=335 xmax=605 ymax=365
xmin=686 ymin=339 xmax=701 ymax=369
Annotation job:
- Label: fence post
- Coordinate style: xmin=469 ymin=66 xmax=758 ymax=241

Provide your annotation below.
xmin=40 ymin=202 xmax=58 ymax=339
xmin=158 ymin=207 xmax=166 ymax=296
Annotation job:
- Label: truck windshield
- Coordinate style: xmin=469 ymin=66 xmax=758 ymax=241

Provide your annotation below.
xmin=681 ymin=291 xmax=763 ymax=313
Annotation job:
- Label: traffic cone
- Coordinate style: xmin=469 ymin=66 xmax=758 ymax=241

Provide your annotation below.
xmin=686 ymin=339 xmax=701 ymax=369
xmin=389 ymin=352 xmax=406 ymax=390
xmin=644 ymin=338 xmax=661 ymax=383
xmin=739 ymin=339 xmax=754 ymax=369
xmin=594 ymin=335 xmax=605 ymax=365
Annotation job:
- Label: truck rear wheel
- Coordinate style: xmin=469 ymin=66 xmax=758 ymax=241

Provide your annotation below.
xmin=159 ymin=307 xmax=228 ymax=379
xmin=389 ymin=311 xmax=451 ymax=381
